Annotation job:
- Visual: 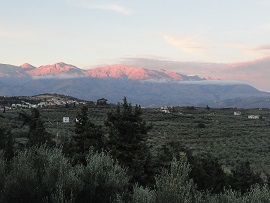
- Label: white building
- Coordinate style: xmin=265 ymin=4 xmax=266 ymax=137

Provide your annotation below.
xmin=234 ymin=111 xmax=241 ymax=116
xmin=63 ymin=117 xmax=70 ymax=123
xmin=248 ymin=115 xmax=260 ymax=119
xmin=161 ymin=106 xmax=170 ymax=113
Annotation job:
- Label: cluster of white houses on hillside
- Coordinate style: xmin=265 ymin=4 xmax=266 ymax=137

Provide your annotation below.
xmin=159 ymin=107 xmax=264 ymax=119
xmin=11 ymin=100 xmax=70 ymax=109
xmin=234 ymin=111 xmax=261 ymax=119
xmin=0 ymin=98 xmax=84 ymax=112
xmin=159 ymin=108 xmax=264 ymax=120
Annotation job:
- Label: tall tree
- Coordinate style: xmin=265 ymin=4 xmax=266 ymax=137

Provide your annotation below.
xmin=18 ymin=108 xmax=52 ymax=147
xmin=0 ymin=128 xmax=14 ymax=161
xmin=4 ymin=133 xmax=14 ymax=161
xmin=72 ymin=105 xmax=104 ymax=165
xmin=153 ymin=142 xmax=229 ymax=194
xmin=187 ymin=153 xmax=229 ymax=194
xmin=229 ymin=161 xmax=263 ymax=194
xmin=0 ymin=127 xmax=6 ymax=150
xmin=105 ymin=97 xmax=152 ymax=185
xmin=75 ymin=105 xmax=88 ymax=135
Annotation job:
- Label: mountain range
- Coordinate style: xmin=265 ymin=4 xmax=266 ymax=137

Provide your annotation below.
xmin=0 ymin=62 xmax=269 ymax=107
xmin=123 ymin=57 xmax=270 ymax=92
xmin=0 ymin=62 xmax=207 ymax=81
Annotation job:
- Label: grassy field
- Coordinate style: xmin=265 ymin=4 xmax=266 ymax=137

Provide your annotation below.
xmin=1 ymin=104 xmax=270 ymax=174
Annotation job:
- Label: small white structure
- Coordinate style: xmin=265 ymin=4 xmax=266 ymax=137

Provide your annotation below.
xmin=31 ymin=104 xmax=37 ymax=108
xmin=63 ymin=117 xmax=70 ymax=123
xmin=234 ymin=111 xmax=241 ymax=116
xmin=248 ymin=115 xmax=260 ymax=119
xmin=38 ymin=102 xmax=47 ymax=107
xmin=161 ymin=106 xmax=170 ymax=113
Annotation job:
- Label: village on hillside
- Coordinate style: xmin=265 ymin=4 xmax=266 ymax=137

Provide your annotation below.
xmin=0 ymin=94 xmax=86 ymax=112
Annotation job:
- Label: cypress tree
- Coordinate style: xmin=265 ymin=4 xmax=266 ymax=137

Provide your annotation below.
xmin=4 ymin=133 xmax=14 ymax=162
xmin=105 ymin=97 xmax=152 ymax=185
xmin=18 ymin=108 xmax=52 ymax=147
xmin=0 ymin=127 xmax=6 ymax=150
xmin=73 ymin=105 xmax=104 ymax=165
xmin=0 ymin=128 xmax=14 ymax=161
xmin=75 ymin=105 xmax=88 ymax=135
xmin=229 ymin=161 xmax=263 ymax=194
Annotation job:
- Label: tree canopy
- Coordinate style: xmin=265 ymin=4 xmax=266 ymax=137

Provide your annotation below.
xmin=105 ymin=97 xmax=152 ymax=185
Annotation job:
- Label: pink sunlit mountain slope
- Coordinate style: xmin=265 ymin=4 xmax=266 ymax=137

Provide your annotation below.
xmin=0 ymin=62 xmax=213 ymax=81
xmin=123 ymin=57 xmax=270 ymax=91
xmin=20 ymin=63 xmax=36 ymax=71
xmin=0 ymin=62 xmax=212 ymax=81
xmin=85 ymin=65 xmax=203 ymax=81
xmin=0 ymin=63 xmax=30 ymax=77
xmin=27 ymin=62 xmax=85 ymax=76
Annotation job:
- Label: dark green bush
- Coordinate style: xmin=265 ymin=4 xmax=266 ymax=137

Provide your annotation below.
xmin=3 ymin=146 xmax=82 ymax=203
xmin=197 ymin=122 xmax=206 ymax=128
xmin=0 ymin=151 xmax=5 ymax=202
xmin=4 ymin=148 xmax=42 ymax=203
xmin=155 ymin=157 xmax=197 ymax=203
xmin=77 ymin=150 xmax=129 ymax=203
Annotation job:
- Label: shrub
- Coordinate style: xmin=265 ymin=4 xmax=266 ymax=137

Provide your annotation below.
xmin=39 ymin=147 xmax=83 ymax=201
xmin=0 ymin=151 xmax=5 ymax=201
xmin=131 ymin=184 xmax=156 ymax=203
xmin=4 ymin=148 xmax=42 ymax=203
xmin=155 ymin=157 xmax=197 ymax=203
xmin=197 ymin=122 xmax=205 ymax=128
xmin=3 ymin=146 xmax=83 ymax=203
xmin=77 ymin=150 xmax=129 ymax=203
xmin=205 ymin=185 xmax=270 ymax=203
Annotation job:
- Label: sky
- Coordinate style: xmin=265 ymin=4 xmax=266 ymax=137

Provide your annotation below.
xmin=1 ymin=0 xmax=270 ymax=90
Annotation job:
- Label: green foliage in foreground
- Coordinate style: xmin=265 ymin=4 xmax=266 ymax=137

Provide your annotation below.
xmin=0 ymin=146 xmax=128 ymax=203
xmin=0 ymin=146 xmax=270 ymax=203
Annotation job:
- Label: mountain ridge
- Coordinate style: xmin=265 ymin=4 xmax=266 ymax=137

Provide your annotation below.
xmin=0 ymin=62 xmax=211 ymax=81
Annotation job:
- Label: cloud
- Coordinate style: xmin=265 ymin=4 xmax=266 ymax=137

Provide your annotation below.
xmin=163 ymin=35 xmax=211 ymax=56
xmin=67 ymin=0 xmax=132 ymax=15
xmin=254 ymin=44 xmax=270 ymax=50
xmin=226 ymin=42 xmax=270 ymax=59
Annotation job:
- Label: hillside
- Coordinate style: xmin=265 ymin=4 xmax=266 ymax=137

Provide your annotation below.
xmin=0 ymin=77 xmax=269 ymax=107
